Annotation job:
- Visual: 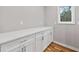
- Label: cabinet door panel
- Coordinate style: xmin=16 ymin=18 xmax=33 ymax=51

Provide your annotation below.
xmin=8 ymin=46 xmax=22 ymax=52
xmin=42 ymin=31 xmax=50 ymax=50
xmin=36 ymin=32 xmax=43 ymax=52
xmin=23 ymin=38 xmax=36 ymax=52
xmin=42 ymin=30 xmax=53 ymax=50
xmin=1 ymin=40 xmax=21 ymax=52
xmin=25 ymin=44 xmax=35 ymax=52
xmin=42 ymin=35 xmax=49 ymax=50
xmin=36 ymin=36 xmax=43 ymax=52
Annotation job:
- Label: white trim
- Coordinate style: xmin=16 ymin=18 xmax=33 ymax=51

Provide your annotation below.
xmin=58 ymin=6 xmax=75 ymax=24
xmin=53 ymin=41 xmax=79 ymax=51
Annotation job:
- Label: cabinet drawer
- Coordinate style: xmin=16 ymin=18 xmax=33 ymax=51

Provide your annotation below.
xmin=1 ymin=39 xmax=21 ymax=52
xmin=44 ymin=29 xmax=52 ymax=34
xmin=20 ymin=34 xmax=35 ymax=43
xmin=0 ymin=34 xmax=35 ymax=52
xmin=36 ymin=32 xmax=43 ymax=38
xmin=43 ymin=30 xmax=50 ymax=35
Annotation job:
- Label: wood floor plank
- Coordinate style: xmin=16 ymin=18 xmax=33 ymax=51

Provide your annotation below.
xmin=44 ymin=42 xmax=76 ymax=52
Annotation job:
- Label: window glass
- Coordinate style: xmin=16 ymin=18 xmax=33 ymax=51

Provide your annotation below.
xmin=60 ymin=6 xmax=71 ymax=22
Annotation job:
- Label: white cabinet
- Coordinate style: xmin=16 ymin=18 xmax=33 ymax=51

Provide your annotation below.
xmin=36 ymin=32 xmax=43 ymax=52
xmin=21 ymin=38 xmax=36 ymax=52
xmin=0 ymin=27 xmax=53 ymax=52
xmin=42 ymin=31 xmax=50 ymax=50
xmin=36 ymin=30 xmax=53 ymax=52
xmin=1 ymin=45 xmax=22 ymax=52
xmin=0 ymin=34 xmax=36 ymax=52
xmin=0 ymin=39 xmax=22 ymax=52
xmin=0 ymin=43 xmax=22 ymax=52
xmin=42 ymin=30 xmax=53 ymax=50
xmin=8 ymin=46 xmax=22 ymax=52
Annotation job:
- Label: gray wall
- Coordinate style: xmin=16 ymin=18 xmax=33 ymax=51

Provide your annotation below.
xmin=45 ymin=6 xmax=79 ymax=49
xmin=0 ymin=6 xmax=45 ymax=33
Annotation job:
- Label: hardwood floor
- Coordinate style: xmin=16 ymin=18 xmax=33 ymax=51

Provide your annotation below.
xmin=44 ymin=42 xmax=76 ymax=52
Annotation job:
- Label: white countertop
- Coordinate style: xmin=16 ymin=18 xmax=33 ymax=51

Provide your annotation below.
xmin=0 ymin=27 xmax=52 ymax=44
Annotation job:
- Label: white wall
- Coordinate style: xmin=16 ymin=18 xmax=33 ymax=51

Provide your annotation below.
xmin=0 ymin=6 xmax=45 ymax=33
xmin=45 ymin=6 xmax=58 ymax=26
xmin=45 ymin=6 xmax=79 ymax=50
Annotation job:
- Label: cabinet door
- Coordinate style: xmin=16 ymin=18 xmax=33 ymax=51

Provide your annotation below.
xmin=42 ymin=31 xmax=50 ymax=50
xmin=22 ymin=38 xmax=36 ymax=52
xmin=8 ymin=46 xmax=22 ymax=52
xmin=0 ymin=40 xmax=21 ymax=52
xmin=42 ymin=35 xmax=49 ymax=50
xmin=36 ymin=33 xmax=43 ymax=52
xmin=25 ymin=44 xmax=35 ymax=52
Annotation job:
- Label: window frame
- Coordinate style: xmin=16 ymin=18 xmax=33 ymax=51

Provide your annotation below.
xmin=58 ymin=6 xmax=75 ymax=24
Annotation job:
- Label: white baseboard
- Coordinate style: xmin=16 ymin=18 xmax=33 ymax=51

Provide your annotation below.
xmin=53 ymin=41 xmax=79 ymax=52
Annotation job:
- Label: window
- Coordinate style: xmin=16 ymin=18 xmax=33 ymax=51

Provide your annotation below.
xmin=58 ymin=6 xmax=75 ymax=24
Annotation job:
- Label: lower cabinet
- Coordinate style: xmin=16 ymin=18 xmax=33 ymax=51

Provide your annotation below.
xmin=0 ymin=34 xmax=36 ymax=52
xmin=21 ymin=38 xmax=36 ymax=52
xmin=42 ymin=31 xmax=51 ymax=50
xmin=0 ymin=40 xmax=22 ymax=52
xmin=0 ymin=28 xmax=53 ymax=52
xmin=36 ymin=32 xmax=43 ymax=52
xmin=8 ymin=46 xmax=22 ymax=52
xmin=0 ymin=44 xmax=22 ymax=52
xmin=36 ymin=30 xmax=53 ymax=51
xmin=42 ymin=30 xmax=53 ymax=50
